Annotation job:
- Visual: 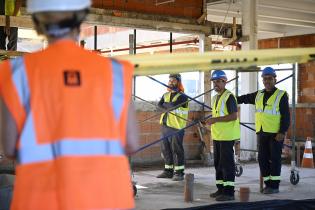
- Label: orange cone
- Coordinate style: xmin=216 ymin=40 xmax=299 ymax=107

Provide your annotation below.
xmin=301 ymin=137 xmax=314 ymax=168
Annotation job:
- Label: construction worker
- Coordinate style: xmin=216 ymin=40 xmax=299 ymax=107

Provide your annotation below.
xmin=0 ymin=0 xmax=22 ymax=51
xmin=237 ymin=67 xmax=290 ymax=194
xmin=0 ymin=0 xmax=139 ymax=209
xmin=156 ymin=73 xmax=189 ymax=181
xmin=207 ymin=70 xmax=240 ymax=201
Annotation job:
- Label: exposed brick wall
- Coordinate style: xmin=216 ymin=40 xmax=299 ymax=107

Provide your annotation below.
xmin=259 ymin=34 xmax=315 ymax=141
xmin=92 ymin=0 xmax=203 ymax=19
xmin=132 ymin=109 xmax=210 ymax=166
xmin=258 ymin=34 xmax=315 ymax=49
xmin=298 ymin=62 xmax=315 ymax=103
xmin=287 ymin=106 xmax=315 ymax=140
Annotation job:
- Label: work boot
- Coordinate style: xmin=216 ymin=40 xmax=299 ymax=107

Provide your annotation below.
xmin=263 ymin=187 xmax=279 ymax=194
xmin=156 ymin=170 xmax=173 ymax=179
xmin=172 ymin=173 xmax=184 ymax=181
xmin=215 ymin=194 xmax=235 ymax=201
xmin=209 ymin=189 xmax=223 ymax=198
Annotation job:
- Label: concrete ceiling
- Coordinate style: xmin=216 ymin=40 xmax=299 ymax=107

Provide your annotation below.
xmin=206 ymin=0 xmax=315 ymax=39
xmin=12 ymin=0 xmax=315 ymax=52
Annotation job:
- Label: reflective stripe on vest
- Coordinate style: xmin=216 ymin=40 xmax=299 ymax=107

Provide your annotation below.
xmin=255 ymin=89 xmax=285 ymax=133
xmin=211 ymin=90 xmax=240 ymax=141
xmin=159 ymin=92 xmax=189 ymax=129
xmin=10 ymin=57 xmax=31 ymax=114
xmin=10 ymin=57 xmax=126 ymax=165
xmin=111 ymin=59 xmax=124 ymax=120
xmin=255 ymin=89 xmax=284 ymax=115
xmin=18 ymin=116 xmax=124 ymax=164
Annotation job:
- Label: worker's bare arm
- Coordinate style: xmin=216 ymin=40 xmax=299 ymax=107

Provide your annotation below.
xmin=125 ymin=101 xmax=139 ymax=155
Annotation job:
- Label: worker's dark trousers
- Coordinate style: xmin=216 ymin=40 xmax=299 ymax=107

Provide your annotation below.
xmin=160 ymin=125 xmax=185 ymax=174
xmin=258 ymin=133 xmax=283 ymax=189
xmin=213 ymin=140 xmax=235 ymax=196
xmin=0 ymin=27 xmax=18 ymax=51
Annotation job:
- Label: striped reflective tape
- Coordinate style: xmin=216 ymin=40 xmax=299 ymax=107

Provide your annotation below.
xmin=303 ymin=153 xmax=313 ymax=159
xmin=165 ymin=165 xmax=174 ymax=169
xmin=305 ymin=141 xmax=312 ymax=149
xmin=270 ymin=176 xmax=281 ymax=181
xmin=216 ymin=180 xmax=223 ymax=185
xmin=223 ymin=181 xmax=235 ymax=187
xmin=9 ymin=57 xmax=31 ymax=114
xmin=111 ymin=59 xmax=125 ymax=120
xmin=174 ymin=165 xmax=185 ymax=170
xmin=18 ymin=113 xmax=124 ymax=164
xmin=263 ymin=176 xmax=271 ymax=181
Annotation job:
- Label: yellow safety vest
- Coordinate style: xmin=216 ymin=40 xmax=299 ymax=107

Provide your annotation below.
xmin=255 ymin=89 xmax=286 ymax=133
xmin=5 ymin=0 xmax=20 ymax=16
xmin=211 ymin=89 xmax=240 ymax=141
xmin=160 ymin=92 xmax=189 ymax=130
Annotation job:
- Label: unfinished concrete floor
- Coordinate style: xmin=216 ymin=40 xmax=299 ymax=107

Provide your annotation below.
xmin=133 ymin=163 xmax=315 ymax=210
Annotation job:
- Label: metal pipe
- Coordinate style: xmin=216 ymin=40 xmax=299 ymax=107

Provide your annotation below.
xmin=94 ymin=26 xmax=97 ymax=51
xmin=133 ymin=114 xmax=212 ymax=154
xmin=133 ymin=29 xmax=137 ymax=100
xmin=170 ymin=32 xmax=173 ymax=53
xmin=133 ymin=29 xmax=137 ymax=54
xmin=138 ymin=77 xmax=238 ymax=124
xmin=291 ymin=63 xmax=297 ymax=168
xmin=100 ymin=39 xmax=223 ymax=53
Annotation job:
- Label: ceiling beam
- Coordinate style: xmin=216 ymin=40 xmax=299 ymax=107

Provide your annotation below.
xmin=0 ymin=8 xmax=215 ymax=35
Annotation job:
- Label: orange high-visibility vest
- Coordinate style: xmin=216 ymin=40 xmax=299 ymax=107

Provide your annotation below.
xmin=0 ymin=40 xmax=134 ymax=210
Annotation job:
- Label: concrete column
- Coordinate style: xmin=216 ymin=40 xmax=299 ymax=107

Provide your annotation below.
xmin=240 ymin=0 xmax=258 ymax=160
xmin=199 ymin=34 xmax=212 ymax=107
xmin=199 ymin=34 xmax=214 ymax=165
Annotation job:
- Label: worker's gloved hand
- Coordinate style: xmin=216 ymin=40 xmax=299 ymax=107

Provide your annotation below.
xmin=163 ymin=102 xmax=174 ymax=109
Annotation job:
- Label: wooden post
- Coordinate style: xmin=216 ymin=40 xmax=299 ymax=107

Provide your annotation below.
xmin=184 ymin=173 xmax=194 ymax=202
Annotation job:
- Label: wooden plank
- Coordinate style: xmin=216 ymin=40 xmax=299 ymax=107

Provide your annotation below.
xmin=0 ymin=49 xmax=25 ymax=57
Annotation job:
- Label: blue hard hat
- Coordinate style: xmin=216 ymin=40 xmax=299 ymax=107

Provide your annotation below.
xmin=211 ymin=70 xmax=227 ymax=81
xmin=261 ymin=67 xmax=276 ymax=77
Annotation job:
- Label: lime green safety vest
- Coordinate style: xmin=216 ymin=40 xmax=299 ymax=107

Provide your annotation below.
xmin=159 ymin=92 xmax=189 ymax=130
xmin=211 ymin=90 xmax=240 ymax=141
xmin=255 ymin=89 xmax=286 ymax=133
xmin=5 ymin=0 xmax=20 ymax=16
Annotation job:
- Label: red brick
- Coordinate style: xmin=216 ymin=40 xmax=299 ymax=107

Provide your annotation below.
xmin=151 ymin=123 xmax=162 ymax=133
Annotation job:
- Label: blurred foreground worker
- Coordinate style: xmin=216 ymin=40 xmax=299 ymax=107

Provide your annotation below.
xmin=157 ymin=73 xmax=189 ymax=181
xmin=0 ymin=0 xmax=139 ymax=209
xmin=207 ymin=70 xmax=240 ymax=201
xmin=0 ymin=0 xmax=21 ymax=51
xmin=237 ymin=67 xmax=290 ymax=194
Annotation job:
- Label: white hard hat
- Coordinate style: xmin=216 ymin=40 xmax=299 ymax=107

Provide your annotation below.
xmin=27 ymin=0 xmax=91 ymax=13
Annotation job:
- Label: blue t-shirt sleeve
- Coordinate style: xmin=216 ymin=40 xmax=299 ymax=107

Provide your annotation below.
xmin=226 ymin=95 xmax=238 ymax=114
